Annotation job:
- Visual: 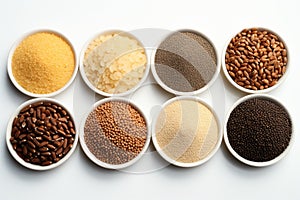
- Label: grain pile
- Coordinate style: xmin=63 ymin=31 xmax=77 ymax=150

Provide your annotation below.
xmin=12 ymin=32 xmax=75 ymax=94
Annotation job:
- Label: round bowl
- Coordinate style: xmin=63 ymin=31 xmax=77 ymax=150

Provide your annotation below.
xmin=80 ymin=97 xmax=151 ymax=169
xmin=7 ymin=29 xmax=78 ymax=97
xmin=6 ymin=98 xmax=78 ymax=170
xmin=222 ymin=27 xmax=289 ymax=94
xmin=79 ymin=30 xmax=150 ymax=97
xmin=151 ymin=96 xmax=222 ymax=167
xmin=223 ymin=94 xmax=294 ymax=167
xmin=151 ymin=29 xmax=220 ymax=96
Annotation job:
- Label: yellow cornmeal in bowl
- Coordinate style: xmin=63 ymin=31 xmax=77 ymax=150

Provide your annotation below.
xmin=12 ymin=32 xmax=75 ymax=94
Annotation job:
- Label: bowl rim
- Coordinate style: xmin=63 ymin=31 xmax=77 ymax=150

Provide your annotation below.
xmin=221 ymin=27 xmax=290 ymax=94
xmin=150 ymin=28 xmax=221 ymax=96
xmin=7 ymin=29 xmax=78 ymax=98
xmin=6 ymin=97 xmax=79 ymax=171
xmin=79 ymin=30 xmax=150 ymax=97
xmin=223 ymin=93 xmax=294 ymax=167
xmin=79 ymin=96 xmax=151 ymax=169
xmin=151 ymin=95 xmax=223 ymax=168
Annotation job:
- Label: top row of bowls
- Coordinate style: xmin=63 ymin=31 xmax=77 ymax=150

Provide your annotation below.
xmin=7 ymin=28 xmax=289 ymax=97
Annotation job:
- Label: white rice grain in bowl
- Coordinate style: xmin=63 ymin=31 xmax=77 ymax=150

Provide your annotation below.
xmin=79 ymin=30 xmax=150 ymax=97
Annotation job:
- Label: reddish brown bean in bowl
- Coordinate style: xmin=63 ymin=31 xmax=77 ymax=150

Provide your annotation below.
xmin=222 ymin=27 xmax=289 ymax=93
xmin=6 ymin=98 xmax=78 ymax=170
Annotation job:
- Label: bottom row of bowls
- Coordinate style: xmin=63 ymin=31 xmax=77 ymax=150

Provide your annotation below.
xmin=6 ymin=94 xmax=293 ymax=170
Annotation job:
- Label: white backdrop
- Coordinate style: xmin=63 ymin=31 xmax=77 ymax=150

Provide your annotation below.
xmin=0 ymin=0 xmax=299 ymax=199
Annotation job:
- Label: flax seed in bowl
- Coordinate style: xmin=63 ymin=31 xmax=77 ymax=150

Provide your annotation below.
xmin=222 ymin=27 xmax=289 ymax=93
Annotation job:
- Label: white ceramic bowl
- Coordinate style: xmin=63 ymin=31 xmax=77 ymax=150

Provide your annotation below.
xmin=79 ymin=97 xmax=151 ymax=169
xmin=7 ymin=29 xmax=78 ymax=98
xmin=6 ymin=98 xmax=79 ymax=170
xmin=79 ymin=30 xmax=150 ymax=97
xmin=222 ymin=27 xmax=289 ymax=94
xmin=151 ymin=96 xmax=222 ymax=167
xmin=151 ymin=29 xmax=220 ymax=96
xmin=223 ymin=94 xmax=294 ymax=167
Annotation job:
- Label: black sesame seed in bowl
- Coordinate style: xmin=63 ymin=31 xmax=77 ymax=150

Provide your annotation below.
xmin=223 ymin=94 xmax=293 ymax=167
xmin=6 ymin=98 xmax=78 ymax=170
